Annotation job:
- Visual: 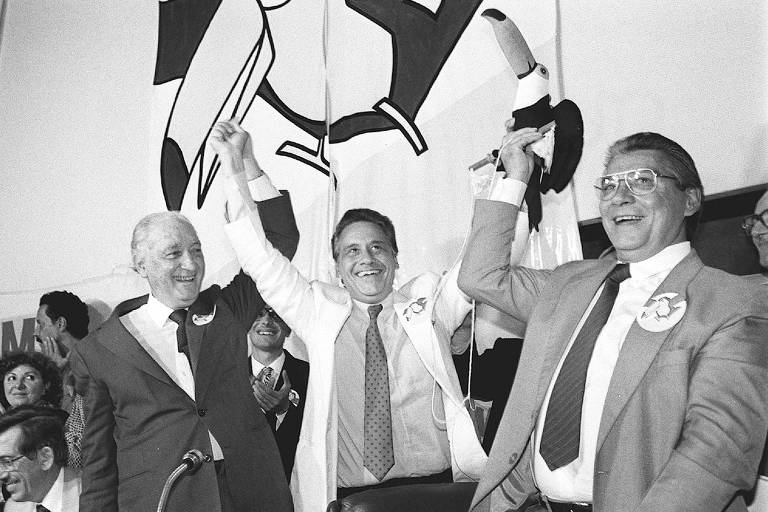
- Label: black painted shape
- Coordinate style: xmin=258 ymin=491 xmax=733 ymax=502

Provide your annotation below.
xmin=154 ymin=0 xmax=223 ymax=85
xmin=161 ymin=136 xmax=189 ymax=211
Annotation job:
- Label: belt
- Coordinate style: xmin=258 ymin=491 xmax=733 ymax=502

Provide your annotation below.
xmin=544 ymin=501 xmax=592 ymax=512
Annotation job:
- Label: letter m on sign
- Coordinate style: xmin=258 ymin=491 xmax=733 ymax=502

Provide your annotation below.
xmin=1 ymin=319 xmax=35 ymax=355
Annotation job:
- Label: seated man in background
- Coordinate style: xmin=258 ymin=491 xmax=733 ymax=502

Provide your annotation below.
xmin=248 ymin=304 xmax=308 ymax=480
xmin=34 ymin=291 xmax=90 ymax=467
xmin=459 ymin=126 xmax=768 ymax=511
xmin=0 ymin=405 xmax=80 ymax=512
xmin=70 ymin=137 xmax=298 ymax=512
xmin=210 ymin=119 xmax=527 ymax=511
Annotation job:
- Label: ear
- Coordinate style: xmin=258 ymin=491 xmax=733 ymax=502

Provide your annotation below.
xmin=135 ymin=256 xmax=148 ymax=278
xmin=393 ymin=254 xmax=400 ymax=270
xmin=37 ymin=446 xmax=55 ymax=471
xmin=683 ymin=187 xmax=702 ymax=217
xmin=335 ymin=261 xmax=344 ymax=286
xmin=55 ymin=316 xmax=67 ymax=334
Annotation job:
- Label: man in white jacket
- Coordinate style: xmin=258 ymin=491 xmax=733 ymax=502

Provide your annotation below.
xmin=209 ymin=120 xmax=528 ymax=511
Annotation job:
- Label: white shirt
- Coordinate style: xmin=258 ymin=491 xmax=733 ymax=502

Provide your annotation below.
xmin=533 ymin=242 xmax=691 ymax=502
xmin=121 ymin=295 xmax=224 ymax=460
xmin=335 ymin=292 xmax=451 ymax=487
xmin=250 ymin=351 xmax=288 ymax=427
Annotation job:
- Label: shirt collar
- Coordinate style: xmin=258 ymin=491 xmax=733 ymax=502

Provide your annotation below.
xmin=40 ymin=467 xmax=65 ymax=512
xmin=351 ymin=291 xmax=395 ymax=315
xmin=146 ymin=294 xmax=177 ymax=328
xmin=624 ymin=241 xmax=691 ymax=280
xmin=251 ymin=351 xmax=286 ymax=385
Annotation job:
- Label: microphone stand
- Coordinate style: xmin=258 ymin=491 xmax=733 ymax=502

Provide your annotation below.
xmin=156 ymin=449 xmax=206 ymax=512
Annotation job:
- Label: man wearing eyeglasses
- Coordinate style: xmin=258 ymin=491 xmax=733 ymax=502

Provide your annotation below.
xmin=247 ymin=305 xmax=308 ymax=481
xmin=0 ymin=406 xmax=80 ymax=512
xmin=458 ymin=126 xmax=768 ymax=512
xmin=744 ymin=190 xmax=768 ymax=280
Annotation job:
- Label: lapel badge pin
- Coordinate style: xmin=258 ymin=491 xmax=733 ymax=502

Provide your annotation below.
xmin=637 ymin=293 xmax=686 ymax=332
xmin=288 ymin=389 xmax=300 ymax=407
xmin=192 ymin=305 xmax=216 ymax=326
xmin=403 ymin=297 xmax=428 ymax=321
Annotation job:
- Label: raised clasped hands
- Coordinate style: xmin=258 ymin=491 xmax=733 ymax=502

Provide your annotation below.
xmin=498 ymin=120 xmax=544 ymax=183
xmin=209 ymin=118 xmax=264 ymax=180
xmin=252 ymin=370 xmax=292 ymax=416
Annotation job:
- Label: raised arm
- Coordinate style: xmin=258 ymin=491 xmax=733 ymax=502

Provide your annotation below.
xmin=458 ymin=124 xmax=550 ymax=322
xmin=211 ymin=120 xmax=328 ymax=343
xmin=209 ymin=120 xmax=300 ymax=328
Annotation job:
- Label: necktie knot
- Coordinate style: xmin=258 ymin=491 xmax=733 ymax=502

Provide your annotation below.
xmin=607 ymin=263 xmax=631 ymax=284
xmin=37 ymin=505 xmax=51 ymax=512
xmin=169 ymin=309 xmax=187 ymax=326
xmin=368 ymin=304 xmax=383 ymax=320
xmin=256 ymin=366 xmax=274 ymax=386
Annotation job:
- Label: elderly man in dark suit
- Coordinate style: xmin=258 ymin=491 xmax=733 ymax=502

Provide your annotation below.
xmin=70 ymin=131 xmax=298 ymax=512
xmin=458 ymin=124 xmax=768 ymax=512
xmin=248 ymin=305 xmax=308 ymax=479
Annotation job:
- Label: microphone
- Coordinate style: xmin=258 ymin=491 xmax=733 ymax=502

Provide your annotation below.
xmin=156 ymin=449 xmax=210 ymax=512
xmin=181 ymin=449 xmax=205 ymax=471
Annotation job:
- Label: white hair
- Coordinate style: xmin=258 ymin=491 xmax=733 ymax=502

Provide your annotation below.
xmin=130 ymin=211 xmax=196 ymax=267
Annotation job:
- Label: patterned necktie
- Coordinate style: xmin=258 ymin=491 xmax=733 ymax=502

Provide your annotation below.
xmin=539 ymin=263 xmax=631 ymax=470
xmin=169 ymin=309 xmax=192 ymax=369
xmin=363 ymin=304 xmax=394 ymax=481
xmin=256 ymin=366 xmax=274 ymax=388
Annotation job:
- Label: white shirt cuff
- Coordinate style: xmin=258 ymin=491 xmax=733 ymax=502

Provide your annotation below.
xmin=514 ymin=64 xmax=550 ymax=111
xmin=489 ymin=177 xmax=527 ymax=207
xmin=248 ymin=175 xmax=281 ymax=201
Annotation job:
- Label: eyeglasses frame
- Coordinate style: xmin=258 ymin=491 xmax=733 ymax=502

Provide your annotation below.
xmin=594 ymin=168 xmax=681 ymax=201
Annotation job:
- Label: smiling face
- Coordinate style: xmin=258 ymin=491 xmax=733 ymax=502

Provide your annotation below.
xmin=3 ymin=365 xmax=46 ymax=409
xmin=335 ymin=221 xmax=399 ymax=304
xmin=752 ymin=191 xmax=768 ymax=269
xmin=135 ymin=217 xmax=205 ymax=310
xmin=0 ymin=426 xmax=50 ymax=503
xmin=248 ymin=308 xmax=288 ymax=354
xmin=599 ymin=149 xmax=700 ymax=263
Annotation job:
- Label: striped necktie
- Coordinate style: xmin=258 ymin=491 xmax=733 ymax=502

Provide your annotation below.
xmin=539 ymin=263 xmax=631 ymax=470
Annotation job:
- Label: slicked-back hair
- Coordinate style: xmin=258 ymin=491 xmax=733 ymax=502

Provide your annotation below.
xmin=605 ymin=132 xmax=704 ymax=241
xmin=331 ymin=208 xmax=398 ymax=261
xmin=131 ymin=211 xmax=196 ymax=267
xmin=0 ymin=405 xmax=68 ymax=467
xmin=39 ymin=291 xmax=89 ymax=340
xmin=0 ymin=352 xmax=63 ymax=411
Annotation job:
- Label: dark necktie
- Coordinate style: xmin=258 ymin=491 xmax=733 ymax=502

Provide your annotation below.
xmin=363 ymin=304 xmax=394 ymax=481
xmin=169 ymin=309 xmax=192 ymax=370
xmin=539 ymin=263 xmax=631 ymax=470
xmin=37 ymin=505 xmax=51 ymax=512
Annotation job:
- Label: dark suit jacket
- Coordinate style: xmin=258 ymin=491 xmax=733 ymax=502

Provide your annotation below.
xmin=251 ymin=349 xmax=309 ymax=479
xmin=71 ymin=194 xmax=298 ymax=512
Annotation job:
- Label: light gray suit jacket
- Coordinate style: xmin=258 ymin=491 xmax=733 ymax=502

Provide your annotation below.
xmin=458 ymin=200 xmax=768 ymax=512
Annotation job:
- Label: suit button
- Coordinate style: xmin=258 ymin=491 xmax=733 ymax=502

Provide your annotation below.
xmin=508 ymin=453 xmax=518 ymax=464
xmin=198 ymin=408 xmax=207 ymax=417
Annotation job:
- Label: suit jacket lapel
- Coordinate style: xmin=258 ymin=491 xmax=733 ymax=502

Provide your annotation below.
xmin=101 ymin=295 xmax=177 ymax=388
xmin=596 ymin=251 xmax=703 ymax=452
